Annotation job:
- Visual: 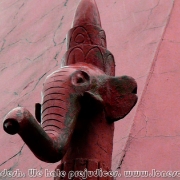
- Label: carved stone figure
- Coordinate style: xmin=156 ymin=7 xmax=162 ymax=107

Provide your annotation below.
xmin=3 ymin=0 xmax=137 ymax=179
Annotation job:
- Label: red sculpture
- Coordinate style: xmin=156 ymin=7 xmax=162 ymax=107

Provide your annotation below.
xmin=3 ymin=0 xmax=137 ymax=179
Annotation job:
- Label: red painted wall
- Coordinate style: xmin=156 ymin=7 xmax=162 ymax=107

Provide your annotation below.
xmin=0 ymin=0 xmax=177 ymax=179
xmin=119 ymin=0 xmax=180 ymax=179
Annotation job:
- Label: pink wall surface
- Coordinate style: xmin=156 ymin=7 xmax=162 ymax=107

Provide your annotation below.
xmin=0 ymin=0 xmax=177 ymax=179
xmin=118 ymin=0 xmax=180 ymax=179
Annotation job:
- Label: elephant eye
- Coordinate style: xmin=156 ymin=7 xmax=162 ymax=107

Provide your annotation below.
xmin=71 ymin=70 xmax=90 ymax=86
xmin=76 ymin=74 xmax=85 ymax=83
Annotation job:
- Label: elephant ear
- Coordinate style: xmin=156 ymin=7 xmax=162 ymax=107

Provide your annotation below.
xmin=101 ymin=76 xmax=138 ymax=122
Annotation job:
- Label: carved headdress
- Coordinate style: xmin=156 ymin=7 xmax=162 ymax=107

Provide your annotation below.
xmin=61 ymin=0 xmax=115 ymax=76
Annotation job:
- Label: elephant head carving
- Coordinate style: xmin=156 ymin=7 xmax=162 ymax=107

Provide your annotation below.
xmin=3 ymin=62 xmax=137 ymax=163
xmin=3 ymin=0 xmax=137 ymax=167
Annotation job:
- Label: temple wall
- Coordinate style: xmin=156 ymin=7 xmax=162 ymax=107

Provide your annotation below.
xmin=119 ymin=0 xmax=180 ymax=179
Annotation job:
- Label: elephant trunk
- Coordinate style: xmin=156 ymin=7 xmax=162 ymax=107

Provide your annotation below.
xmin=3 ymin=68 xmax=90 ymax=163
xmin=3 ymin=107 xmax=65 ymax=163
xmin=3 ymin=100 xmax=80 ymax=163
